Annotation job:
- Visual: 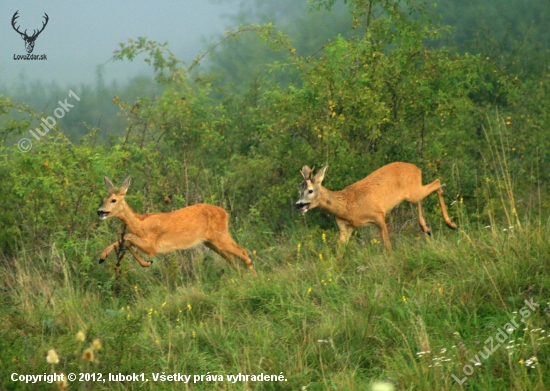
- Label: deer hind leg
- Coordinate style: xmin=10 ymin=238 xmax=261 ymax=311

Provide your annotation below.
xmin=373 ymin=213 xmax=392 ymax=254
xmin=416 ymin=200 xmax=431 ymax=236
xmin=207 ymin=236 xmax=257 ymax=277
xmin=204 ymin=241 xmax=237 ymax=269
xmin=436 ymin=187 xmax=457 ymax=229
xmin=417 ymin=179 xmax=457 ymax=230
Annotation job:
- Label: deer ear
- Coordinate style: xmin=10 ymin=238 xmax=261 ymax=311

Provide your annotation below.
xmin=313 ymin=165 xmax=328 ymax=184
xmin=119 ymin=176 xmax=131 ymax=195
xmin=104 ymin=176 xmax=115 ymax=193
xmin=300 ymin=166 xmax=313 ymax=180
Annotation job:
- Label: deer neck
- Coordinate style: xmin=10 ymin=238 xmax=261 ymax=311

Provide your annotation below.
xmin=115 ymin=201 xmax=142 ymax=233
xmin=318 ymin=186 xmax=349 ymax=219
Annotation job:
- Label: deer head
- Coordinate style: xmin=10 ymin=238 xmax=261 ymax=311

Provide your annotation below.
xmin=12 ymin=11 xmax=49 ymax=53
xmin=97 ymin=176 xmax=131 ymax=220
xmin=296 ymin=165 xmax=328 ymax=213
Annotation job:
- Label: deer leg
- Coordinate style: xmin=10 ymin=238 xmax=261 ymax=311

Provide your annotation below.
xmin=436 ymin=188 xmax=457 ymax=229
xmin=99 ymin=241 xmax=120 ymax=263
xmin=418 ymin=179 xmax=457 ymax=230
xmin=208 ymin=236 xmax=257 ymax=276
xmin=416 ymin=201 xmax=431 ymax=236
xmin=125 ymin=242 xmax=153 ymax=267
xmin=204 ymin=241 xmax=237 ymax=269
xmin=227 ymin=240 xmax=257 ymax=277
xmin=421 ymin=179 xmax=444 ymax=197
xmin=373 ymin=213 xmax=392 ymax=253
xmin=99 ymin=238 xmax=153 ymax=267
xmin=123 ymin=234 xmax=158 ymax=256
xmin=335 ymin=218 xmax=354 ymax=243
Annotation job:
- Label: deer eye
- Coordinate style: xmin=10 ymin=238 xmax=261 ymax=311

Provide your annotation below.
xmin=308 ymin=189 xmax=313 ymax=194
xmin=111 ymin=199 xmax=117 ymax=203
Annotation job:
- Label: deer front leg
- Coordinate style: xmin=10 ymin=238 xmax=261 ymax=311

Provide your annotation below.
xmin=124 ymin=242 xmax=153 ymax=267
xmin=99 ymin=241 xmax=120 ymax=263
xmin=334 ymin=218 xmax=353 ymax=260
xmin=335 ymin=218 xmax=354 ymax=243
xmin=123 ymin=234 xmax=157 ymax=267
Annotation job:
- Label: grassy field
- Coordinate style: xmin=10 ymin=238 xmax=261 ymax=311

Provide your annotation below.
xmin=1 ymin=203 xmax=549 ymax=390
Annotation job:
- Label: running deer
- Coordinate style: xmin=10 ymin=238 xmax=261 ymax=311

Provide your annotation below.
xmin=295 ymin=162 xmax=456 ymax=251
xmin=97 ymin=176 xmax=256 ymax=276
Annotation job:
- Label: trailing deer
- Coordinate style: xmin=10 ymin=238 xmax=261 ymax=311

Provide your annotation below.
xmin=97 ymin=176 xmax=256 ymax=276
xmin=295 ymin=162 xmax=456 ymax=251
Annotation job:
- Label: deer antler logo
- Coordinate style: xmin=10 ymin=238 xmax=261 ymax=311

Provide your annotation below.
xmin=11 ymin=11 xmax=49 ymax=54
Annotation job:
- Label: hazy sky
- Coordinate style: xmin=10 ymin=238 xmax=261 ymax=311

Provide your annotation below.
xmin=0 ymin=0 xmax=237 ymax=90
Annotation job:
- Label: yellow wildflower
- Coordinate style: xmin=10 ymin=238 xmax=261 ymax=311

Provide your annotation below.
xmin=82 ymin=348 xmax=94 ymax=362
xmin=56 ymin=373 xmax=69 ymax=390
xmin=46 ymin=349 xmax=59 ymax=364
xmin=92 ymin=339 xmax=102 ymax=351
xmin=76 ymin=331 xmax=85 ymax=343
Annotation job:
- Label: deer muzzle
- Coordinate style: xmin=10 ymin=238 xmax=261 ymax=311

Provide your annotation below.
xmin=295 ymin=201 xmax=311 ymax=213
xmin=97 ymin=209 xmax=110 ymax=220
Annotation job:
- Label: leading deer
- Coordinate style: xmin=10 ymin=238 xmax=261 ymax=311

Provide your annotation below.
xmin=296 ymin=162 xmax=456 ymax=251
xmin=97 ymin=176 xmax=256 ymax=276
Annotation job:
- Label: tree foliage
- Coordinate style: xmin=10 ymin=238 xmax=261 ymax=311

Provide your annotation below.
xmin=0 ymin=0 xmax=549 ymax=252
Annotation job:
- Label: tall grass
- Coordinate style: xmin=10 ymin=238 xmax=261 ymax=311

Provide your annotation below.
xmin=2 ymin=220 xmax=549 ymax=390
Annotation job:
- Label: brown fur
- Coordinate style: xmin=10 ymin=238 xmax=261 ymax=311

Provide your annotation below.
xmin=98 ymin=176 xmax=256 ymax=276
xmin=296 ymin=162 xmax=456 ymax=251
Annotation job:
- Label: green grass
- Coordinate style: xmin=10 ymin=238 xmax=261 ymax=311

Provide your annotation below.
xmin=1 ymin=215 xmax=550 ymax=390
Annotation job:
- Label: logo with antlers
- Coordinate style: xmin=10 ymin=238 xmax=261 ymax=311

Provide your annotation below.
xmin=11 ymin=11 xmax=49 ymax=54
